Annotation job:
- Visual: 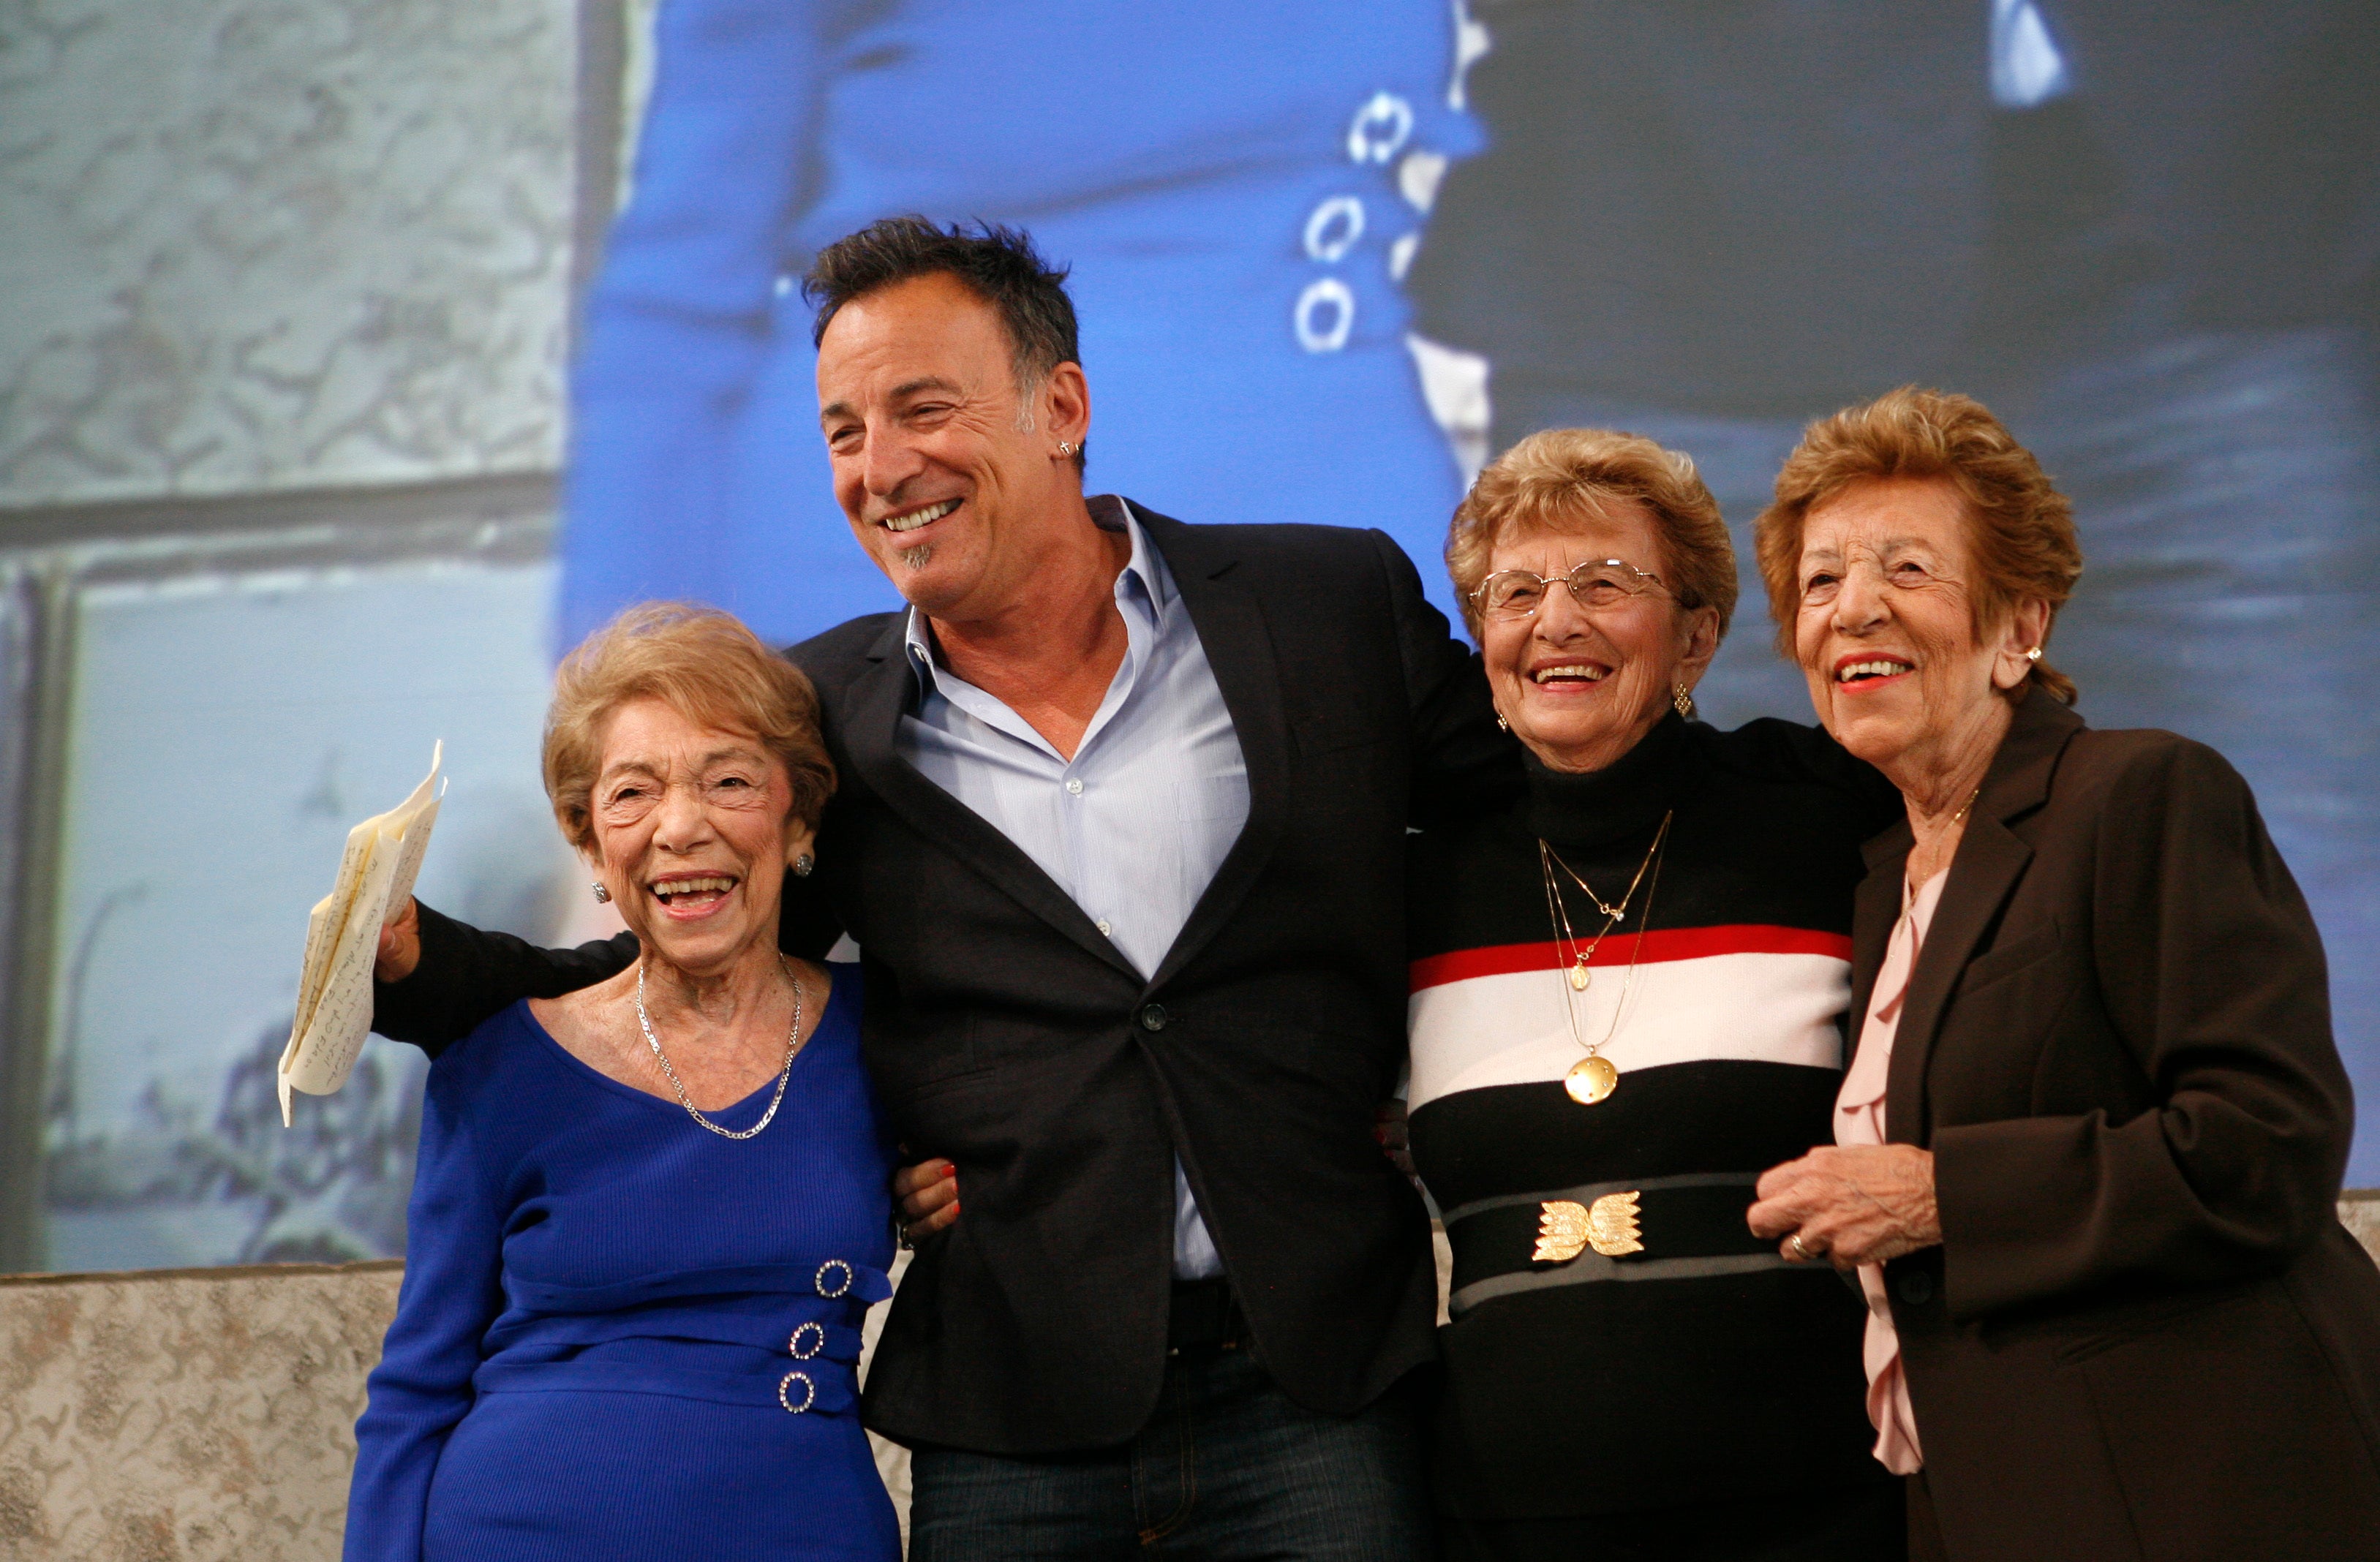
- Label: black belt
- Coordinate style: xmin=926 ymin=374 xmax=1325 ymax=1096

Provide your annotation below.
xmin=1167 ymin=1278 xmax=1251 ymax=1354
xmin=1439 ymin=1173 xmax=1793 ymax=1317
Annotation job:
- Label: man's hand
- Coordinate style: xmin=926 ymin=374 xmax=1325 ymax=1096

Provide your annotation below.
xmin=1747 ymin=1144 xmax=1940 ymax=1269
xmin=375 ymin=896 xmax=423 ymax=984
xmin=893 ymin=1157 xmax=959 ymax=1244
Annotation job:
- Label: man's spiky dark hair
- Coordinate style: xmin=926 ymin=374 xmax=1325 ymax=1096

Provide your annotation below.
xmin=805 ymin=216 xmax=1085 ymax=470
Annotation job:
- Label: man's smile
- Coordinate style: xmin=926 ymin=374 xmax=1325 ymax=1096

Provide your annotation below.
xmin=880 ymin=497 xmax=960 ymax=534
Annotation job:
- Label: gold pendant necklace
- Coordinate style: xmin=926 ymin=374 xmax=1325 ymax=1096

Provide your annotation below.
xmin=1565 ymin=1054 xmax=1621 ymax=1106
xmin=1539 ymin=818 xmax=1667 ymax=994
xmin=1537 ymin=812 xmax=1672 ymax=1106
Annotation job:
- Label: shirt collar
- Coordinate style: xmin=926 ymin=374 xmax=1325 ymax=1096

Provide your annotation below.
xmin=904 ymin=495 xmax=1173 ymax=691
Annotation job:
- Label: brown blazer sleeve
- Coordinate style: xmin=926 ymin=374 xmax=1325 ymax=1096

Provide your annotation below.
xmin=1933 ymin=735 xmax=2354 ymax=1318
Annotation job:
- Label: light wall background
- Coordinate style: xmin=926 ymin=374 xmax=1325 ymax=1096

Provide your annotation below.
xmin=0 ymin=0 xmax=602 ymax=1275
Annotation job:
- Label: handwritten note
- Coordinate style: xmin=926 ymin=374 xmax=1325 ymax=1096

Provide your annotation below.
xmin=278 ymin=743 xmax=445 ymax=1125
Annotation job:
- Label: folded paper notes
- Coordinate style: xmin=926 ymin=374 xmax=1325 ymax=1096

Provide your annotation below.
xmin=278 ymin=743 xmax=445 ymax=1125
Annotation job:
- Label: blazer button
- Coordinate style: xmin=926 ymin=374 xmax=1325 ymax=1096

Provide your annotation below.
xmin=1138 ymin=1003 xmax=1170 ymax=1033
xmin=1895 ymin=1270 xmax=1935 ymax=1307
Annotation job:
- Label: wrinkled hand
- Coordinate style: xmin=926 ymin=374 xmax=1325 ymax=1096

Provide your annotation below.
xmin=893 ymin=1157 xmax=959 ymax=1244
xmin=374 ymin=897 xmax=423 ymax=984
xmin=1747 ymin=1144 xmax=1940 ymax=1269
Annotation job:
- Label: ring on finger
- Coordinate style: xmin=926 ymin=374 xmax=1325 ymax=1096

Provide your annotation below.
xmin=1789 ymin=1233 xmax=1812 ymax=1261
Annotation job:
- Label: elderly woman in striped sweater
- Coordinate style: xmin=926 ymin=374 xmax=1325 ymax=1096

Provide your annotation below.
xmin=1405 ymin=428 xmax=1903 ymax=1561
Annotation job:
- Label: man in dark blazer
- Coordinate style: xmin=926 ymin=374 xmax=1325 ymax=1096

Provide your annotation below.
xmin=371 ymin=217 xmax=1512 ymax=1558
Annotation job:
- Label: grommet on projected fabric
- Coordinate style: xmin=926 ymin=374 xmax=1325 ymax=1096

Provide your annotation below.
xmin=1295 ymin=279 xmax=1355 ymax=352
xmin=1346 ymin=91 xmax=1414 ymax=163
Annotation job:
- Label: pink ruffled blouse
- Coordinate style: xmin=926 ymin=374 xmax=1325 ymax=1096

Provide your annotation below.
xmin=1833 ymin=867 xmax=1946 ymax=1476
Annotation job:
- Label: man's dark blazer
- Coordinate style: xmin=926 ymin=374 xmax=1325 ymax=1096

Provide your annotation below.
xmin=374 ymin=507 xmax=1514 ymax=1455
xmin=1854 ymin=688 xmax=2380 ymax=1559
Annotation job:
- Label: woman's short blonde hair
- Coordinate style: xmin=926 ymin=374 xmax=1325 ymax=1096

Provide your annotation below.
xmin=1755 ymin=387 xmax=2084 ymax=704
xmin=544 ymin=602 xmax=836 ymax=857
xmin=1445 ymin=428 xmax=1739 ymax=644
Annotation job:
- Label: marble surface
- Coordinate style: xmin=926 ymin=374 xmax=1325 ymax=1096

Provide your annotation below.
xmin=0 ymin=1261 xmax=402 ymax=1561
xmin=0 ymin=1252 xmax=912 ymax=1560
xmin=2344 ymin=1194 xmax=2380 ymax=1262
xmin=0 ymin=0 xmax=576 ymax=508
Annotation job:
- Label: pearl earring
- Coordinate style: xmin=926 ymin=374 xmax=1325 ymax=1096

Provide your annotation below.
xmin=1495 ymin=712 xmax=1510 ymax=733
xmin=2025 ymin=646 xmax=2043 ymax=662
xmin=591 ymin=881 xmax=611 ymax=903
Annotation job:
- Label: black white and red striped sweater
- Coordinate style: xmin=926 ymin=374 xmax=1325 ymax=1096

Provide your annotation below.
xmin=1406 ymin=711 xmax=1899 ymax=1520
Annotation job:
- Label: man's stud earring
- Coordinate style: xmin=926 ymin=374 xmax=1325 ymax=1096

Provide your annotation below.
xmin=1056 ymin=441 xmax=1077 ymax=458
xmin=793 ymin=852 xmax=816 ymax=878
xmin=591 ymin=881 xmax=611 ymax=903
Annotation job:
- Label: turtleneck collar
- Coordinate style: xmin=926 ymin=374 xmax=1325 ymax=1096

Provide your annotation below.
xmin=1525 ymin=711 xmax=1693 ymax=848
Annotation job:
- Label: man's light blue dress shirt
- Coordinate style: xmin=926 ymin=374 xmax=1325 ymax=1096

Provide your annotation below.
xmin=898 ymin=497 xmax=1248 ymax=1279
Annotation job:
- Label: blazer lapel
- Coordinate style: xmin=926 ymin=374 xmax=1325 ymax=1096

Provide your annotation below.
xmin=1884 ymin=822 xmax=2031 ymax=1143
xmin=1846 ymin=820 xmax=1913 ymax=1056
xmin=1883 ymin=690 xmax=2085 ymax=1142
xmin=837 ymin=614 xmax=1140 ymax=979
xmin=1137 ymin=513 xmax=1292 ymax=993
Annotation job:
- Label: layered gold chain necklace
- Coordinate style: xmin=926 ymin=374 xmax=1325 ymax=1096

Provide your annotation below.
xmin=1537 ymin=811 xmax=1672 ymax=1105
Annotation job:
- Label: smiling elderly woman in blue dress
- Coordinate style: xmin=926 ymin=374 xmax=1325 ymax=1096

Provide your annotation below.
xmin=344 ymin=603 xmax=898 ymax=1562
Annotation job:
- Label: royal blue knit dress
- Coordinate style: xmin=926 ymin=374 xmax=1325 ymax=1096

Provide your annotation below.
xmin=344 ymin=965 xmax=898 ymax=1562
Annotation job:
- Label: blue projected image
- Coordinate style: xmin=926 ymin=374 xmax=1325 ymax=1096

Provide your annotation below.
xmin=566 ymin=0 xmax=2377 ymax=1174
xmin=565 ymin=0 xmax=1483 ymax=649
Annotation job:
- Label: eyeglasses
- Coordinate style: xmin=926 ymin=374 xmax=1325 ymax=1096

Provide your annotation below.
xmin=1473 ymin=560 xmax=1671 ymax=621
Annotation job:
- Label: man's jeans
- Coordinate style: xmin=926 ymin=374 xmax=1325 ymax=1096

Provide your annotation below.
xmin=908 ymin=1350 xmax=1436 ymax=1561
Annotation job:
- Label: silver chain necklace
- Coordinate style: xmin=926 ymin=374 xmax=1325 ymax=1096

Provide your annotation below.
xmin=633 ymin=956 xmax=804 ymax=1139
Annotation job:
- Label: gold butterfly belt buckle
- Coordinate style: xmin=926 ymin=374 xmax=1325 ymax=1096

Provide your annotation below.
xmin=1533 ymin=1191 xmax=1644 ymax=1262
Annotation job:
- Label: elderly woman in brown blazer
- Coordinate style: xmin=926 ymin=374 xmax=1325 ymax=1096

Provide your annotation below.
xmin=1744 ymin=388 xmax=2380 ymax=1561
